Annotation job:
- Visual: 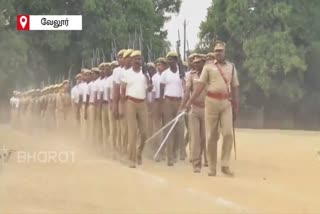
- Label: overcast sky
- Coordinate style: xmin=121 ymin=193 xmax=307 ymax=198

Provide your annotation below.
xmin=164 ymin=0 xmax=212 ymax=51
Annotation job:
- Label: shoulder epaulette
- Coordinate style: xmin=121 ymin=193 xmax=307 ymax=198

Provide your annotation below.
xmin=190 ymin=70 xmax=198 ymax=74
xmin=205 ymin=60 xmax=214 ymax=65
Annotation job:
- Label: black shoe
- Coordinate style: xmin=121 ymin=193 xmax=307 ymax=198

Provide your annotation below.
xmin=137 ymin=156 xmax=142 ymax=165
xmin=129 ymin=160 xmax=136 ymax=168
xmin=221 ymin=167 xmax=234 ymax=177
xmin=193 ymin=168 xmax=201 ymax=173
xmin=167 ymin=162 xmax=174 ymax=167
xmin=208 ymin=172 xmax=216 ymax=176
xmin=180 ymin=156 xmax=186 ymax=161
xmin=208 ymin=168 xmax=216 ymax=176
xmin=129 ymin=164 xmax=136 ymax=168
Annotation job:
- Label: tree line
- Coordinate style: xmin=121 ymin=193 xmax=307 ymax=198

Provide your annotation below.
xmin=197 ymin=0 xmax=320 ymax=129
xmin=0 ymin=0 xmax=181 ymax=99
xmin=1 ymin=0 xmax=320 ymax=129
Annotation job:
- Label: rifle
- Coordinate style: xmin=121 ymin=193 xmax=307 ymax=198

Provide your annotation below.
xmin=230 ymin=64 xmax=237 ymax=160
xmin=110 ymin=41 xmax=114 ymax=61
xmin=147 ymin=44 xmax=151 ymax=63
xmin=68 ymin=65 xmax=73 ymax=90
xmin=111 ymin=40 xmax=117 ymax=61
xmin=176 ymin=30 xmax=185 ymax=79
xmin=96 ymin=48 xmax=100 ymax=66
xmin=101 ymin=48 xmax=105 ymax=62
xmin=138 ymin=26 xmax=151 ymax=84
xmin=150 ymin=42 xmax=153 ymax=62
xmin=113 ymin=39 xmax=117 ymax=59
xmin=91 ymin=48 xmax=95 ymax=68
xmin=60 ymin=73 xmax=64 ymax=83
xmin=134 ymin=28 xmax=137 ymax=50
xmin=128 ymin=33 xmax=132 ymax=49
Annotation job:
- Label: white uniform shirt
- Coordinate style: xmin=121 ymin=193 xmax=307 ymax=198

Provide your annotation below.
xmin=100 ymin=77 xmax=107 ymax=101
xmin=105 ymin=75 xmax=114 ymax=101
xmin=88 ymin=81 xmax=96 ymax=103
xmin=10 ymin=97 xmax=14 ymax=107
xmin=15 ymin=98 xmax=20 ymax=108
xmin=122 ymin=68 xmax=148 ymax=99
xmin=115 ymin=67 xmax=130 ymax=96
xmin=152 ymin=72 xmax=162 ymax=99
xmin=94 ymin=79 xmax=101 ymax=101
xmin=160 ymin=68 xmax=184 ymax=98
xmin=95 ymin=78 xmax=105 ymax=101
xmin=10 ymin=97 xmax=19 ymax=109
xmin=71 ymin=85 xmax=80 ymax=103
xmin=78 ymin=82 xmax=89 ymax=103
xmin=114 ymin=67 xmax=124 ymax=84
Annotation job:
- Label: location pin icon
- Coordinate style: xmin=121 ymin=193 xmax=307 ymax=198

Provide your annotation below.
xmin=20 ymin=16 xmax=27 ymax=29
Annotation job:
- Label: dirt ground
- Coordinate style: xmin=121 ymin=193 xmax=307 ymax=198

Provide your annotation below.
xmin=1 ymin=125 xmax=320 ymax=213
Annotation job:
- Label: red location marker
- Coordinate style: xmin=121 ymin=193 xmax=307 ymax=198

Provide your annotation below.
xmin=17 ymin=15 xmax=30 ymax=31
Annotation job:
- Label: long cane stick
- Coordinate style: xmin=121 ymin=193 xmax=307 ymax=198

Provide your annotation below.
xmin=233 ymin=121 xmax=237 ymax=160
xmin=154 ymin=117 xmax=180 ymax=160
xmin=145 ymin=111 xmax=186 ymax=144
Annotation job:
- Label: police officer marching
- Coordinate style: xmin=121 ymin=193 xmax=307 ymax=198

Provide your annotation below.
xmin=185 ymin=41 xmax=240 ymax=177
xmin=120 ymin=50 xmax=153 ymax=168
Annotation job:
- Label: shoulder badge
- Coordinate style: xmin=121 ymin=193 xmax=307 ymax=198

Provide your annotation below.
xmin=205 ymin=60 xmax=214 ymax=65
xmin=190 ymin=70 xmax=198 ymax=74
xmin=205 ymin=59 xmax=218 ymax=65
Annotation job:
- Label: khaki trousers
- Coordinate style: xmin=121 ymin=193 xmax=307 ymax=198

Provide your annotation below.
xmin=101 ymin=103 xmax=109 ymax=146
xmin=45 ymin=107 xmax=55 ymax=130
xmin=87 ymin=104 xmax=95 ymax=144
xmin=205 ymin=97 xmax=233 ymax=172
xmin=80 ymin=105 xmax=87 ymax=142
xmin=119 ymin=101 xmax=128 ymax=154
xmin=72 ymin=104 xmax=80 ymax=133
xmin=108 ymin=104 xmax=118 ymax=152
xmin=55 ymin=109 xmax=64 ymax=130
xmin=126 ymin=100 xmax=148 ymax=164
xmin=25 ymin=109 xmax=33 ymax=131
xmin=146 ymin=102 xmax=154 ymax=139
xmin=189 ymin=107 xmax=207 ymax=169
xmin=152 ymin=101 xmax=165 ymax=159
xmin=11 ymin=109 xmax=18 ymax=128
xmin=163 ymin=99 xmax=184 ymax=164
xmin=64 ymin=107 xmax=72 ymax=131
xmin=95 ymin=104 xmax=103 ymax=145
xmin=184 ymin=114 xmax=190 ymax=158
xmin=116 ymin=119 xmax=121 ymax=151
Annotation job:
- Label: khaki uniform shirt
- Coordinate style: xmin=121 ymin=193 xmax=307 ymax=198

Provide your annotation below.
xmin=56 ymin=93 xmax=64 ymax=111
xmin=186 ymin=70 xmax=206 ymax=108
xmin=198 ymin=60 xmax=239 ymax=94
xmin=62 ymin=92 xmax=71 ymax=108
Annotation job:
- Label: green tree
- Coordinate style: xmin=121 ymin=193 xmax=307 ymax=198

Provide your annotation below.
xmin=0 ymin=0 xmax=181 ymax=100
xmin=198 ymin=0 xmax=320 ymax=106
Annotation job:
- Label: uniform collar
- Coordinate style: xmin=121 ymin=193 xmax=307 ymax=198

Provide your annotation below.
xmin=214 ymin=59 xmax=227 ymax=65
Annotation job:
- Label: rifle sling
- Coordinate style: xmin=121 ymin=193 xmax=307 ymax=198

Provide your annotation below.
xmin=214 ymin=62 xmax=234 ymax=94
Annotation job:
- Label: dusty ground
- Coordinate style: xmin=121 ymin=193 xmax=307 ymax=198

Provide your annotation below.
xmin=0 ymin=125 xmax=320 ymax=213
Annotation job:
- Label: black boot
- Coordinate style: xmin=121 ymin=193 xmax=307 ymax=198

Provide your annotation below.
xmin=208 ymin=169 xmax=216 ymax=177
xmin=221 ymin=167 xmax=234 ymax=177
